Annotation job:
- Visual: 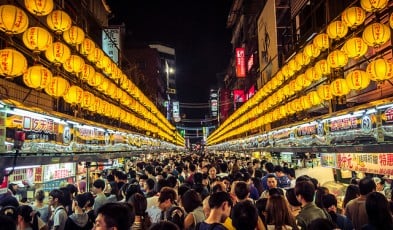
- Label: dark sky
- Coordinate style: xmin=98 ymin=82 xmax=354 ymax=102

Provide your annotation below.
xmin=106 ymin=1 xmax=233 ymax=119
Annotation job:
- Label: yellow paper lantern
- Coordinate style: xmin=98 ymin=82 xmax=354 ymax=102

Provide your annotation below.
xmin=295 ymin=74 xmax=311 ymax=91
xmin=330 ymin=79 xmax=350 ymax=96
xmin=79 ymin=38 xmax=96 ymax=56
xmin=103 ymin=61 xmax=115 ymax=76
xmin=294 ymin=98 xmax=303 ymax=111
xmin=295 ymin=52 xmax=310 ymax=67
xmin=276 ymin=71 xmax=284 ymax=82
xmin=327 ymin=50 xmax=348 ymax=69
xmin=110 ymin=66 xmax=122 ymax=80
xmin=46 ymin=10 xmax=71 ymax=33
xmin=88 ymin=96 xmax=100 ymax=112
xmin=22 ymin=27 xmax=53 ymax=52
xmin=341 ymin=7 xmax=366 ymax=28
xmin=390 ymin=13 xmax=393 ymax=29
xmin=63 ymin=25 xmax=85 ymax=46
xmin=345 ymin=70 xmax=371 ymax=90
xmin=314 ymin=59 xmax=331 ymax=76
xmin=283 ymin=84 xmax=291 ymax=96
xmin=279 ymin=105 xmax=287 ymax=117
xmin=81 ymin=91 xmax=94 ymax=109
xmin=63 ymin=55 xmax=85 ymax=73
xmin=317 ymin=84 xmax=333 ymax=100
xmin=304 ymin=67 xmax=321 ymax=82
xmin=288 ymin=59 xmax=300 ymax=72
xmin=23 ymin=65 xmax=52 ymax=89
xmin=0 ymin=5 xmax=29 ymax=35
xmin=45 ymin=41 xmax=71 ymax=65
xmin=301 ymin=95 xmax=312 ymax=110
xmin=88 ymin=72 xmax=104 ymax=87
xmin=303 ymin=43 xmax=321 ymax=58
xmin=307 ymin=91 xmax=322 ymax=105
xmin=105 ymin=82 xmax=117 ymax=96
xmin=360 ymin=0 xmax=388 ymax=12
xmin=96 ymin=55 xmax=111 ymax=69
xmin=327 ymin=21 xmax=348 ymax=40
xmin=87 ymin=47 xmax=104 ymax=63
xmin=24 ymin=0 xmax=54 ymax=16
xmin=95 ymin=74 xmax=108 ymax=90
xmin=362 ymin=23 xmax=391 ymax=47
xmin=44 ymin=76 xmax=69 ymax=97
xmin=313 ymin=33 xmax=329 ymax=50
xmin=79 ymin=64 xmax=95 ymax=82
xmin=289 ymin=80 xmax=298 ymax=94
xmin=282 ymin=64 xmax=294 ymax=78
xmin=0 ymin=48 xmax=27 ymax=78
xmin=342 ymin=37 xmax=368 ymax=59
xmin=366 ymin=58 xmax=393 ymax=81
xmin=63 ymin=85 xmax=83 ymax=105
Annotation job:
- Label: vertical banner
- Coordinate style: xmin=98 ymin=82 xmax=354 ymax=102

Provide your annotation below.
xmin=220 ymin=89 xmax=231 ymax=123
xmin=102 ymin=27 xmax=121 ymax=65
xmin=172 ymin=101 xmax=180 ymax=122
xmin=235 ymin=48 xmax=246 ymax=77
xmin=257 ymin=0 xmax=278 ymax=83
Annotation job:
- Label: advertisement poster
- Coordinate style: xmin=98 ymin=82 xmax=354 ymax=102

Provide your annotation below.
xmin=337 ymin=153 xmax=393 ymax=175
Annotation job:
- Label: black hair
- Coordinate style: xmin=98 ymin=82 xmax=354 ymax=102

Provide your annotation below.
xmin=49 ymin=189 xmax=64 ymax=205
xmin=295 ymin=181 xmax=315 ymax=202
xmin=93 ymin=179 xmax=106 ymax=190
xmin=234 ymin=181 xmax=249 ymax=200
xmin=181 ymin=189 xmax=202 ymax=213
xmin=145 ymin=178 xmax=155 ymax=191
xmin=149 ymin=221 xmax=180 ymax=230
xmin=359 ymin=177 xmax=376 ymax=195
xmin=17 ymin=205 xmax=39 ymax=230
xmin=208 ymin=191 xmax=232 ymax=209
xmin=97 ymin=202 xmax=135 ymax=230
xmin=231 ymin=201 xmax=258 ymax=230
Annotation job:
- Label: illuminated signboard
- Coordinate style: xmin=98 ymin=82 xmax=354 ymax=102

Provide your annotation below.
xmin=102 ymin=27 xmax=120 ymax=65
xmin=235 ymin=48 xmax=246 ymax=77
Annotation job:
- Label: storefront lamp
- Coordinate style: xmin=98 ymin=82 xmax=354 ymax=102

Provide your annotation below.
xmin=23 ymin=65 xmax=52 ymax=89
xmin=45 ymin=41 xmax=71 ymax=65
xmin=313 ymin=33 xmax=329 ymax=50
xmin=342 ymin=37 xmax=368 ymax=59
xmin=0 ymin=48 xmax=27 ymax=78
xmin=22 ymin=27 xmax=53 ymax=52
xmin=327 ymin=50 xmax=348 ymax=69
xmin=0 ymin=5 xmax=29 ymax=35
xmin=345 ymin=70 xmax=371 ymax=90
xmin=63 ymin=85 xmax=83 ymax=105
xmin=63 ymin=25 xmax=85 ymax=46
xmin=341 ymin=7 xmax=366 ymax=28
xmin=46 ymin=10 xmax=71 ymax=33
xmin=24 ymin=0 xmax=54 ymax=16
xmin=317 ymin=84 xmax=333 ymax=100
xmin=330 ymin=78 xmax=350 ymax=96
xmin=44 ymin=76 xmax=69 ymax=97
xmin=360 ymin=0 xmax=388 ymax=12
xmin=63 ymin=55 xmax=85 ymax=74
xmin=362 ymin=23 xmax=391 ymax=47
xmin=327 ymin=21 xmax=348 ymax=40
xmin=366 ymin=58 xmax=393 ymax=81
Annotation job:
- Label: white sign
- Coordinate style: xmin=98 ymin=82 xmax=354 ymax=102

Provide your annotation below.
xmin=102 ymin=28 xmax=120 ymax=65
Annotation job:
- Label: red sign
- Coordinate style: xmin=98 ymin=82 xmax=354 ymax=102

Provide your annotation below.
xmin=236 ymin=48 xmax=246 ymax=77
xmin=233 ymin=90 xmax=246 ymax=103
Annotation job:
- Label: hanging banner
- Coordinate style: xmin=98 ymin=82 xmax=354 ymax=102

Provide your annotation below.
xmin=337 ymin=153 xmax=393 ymax=175
xmin=102 ymin=27 xmax=121 ymax=65
xmin=235 ymin=48 xmax=246 ymax=77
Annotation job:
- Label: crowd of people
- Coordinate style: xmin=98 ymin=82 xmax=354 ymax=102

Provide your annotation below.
xmin=0 ymin=152 xmax=393 ymax=230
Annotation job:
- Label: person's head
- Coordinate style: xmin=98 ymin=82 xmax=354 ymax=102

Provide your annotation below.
xmin=268 ymin=188 xmax=284 ymax=197
xmin=145 ymin=178 xmax=155 ymax=192
xmin=220 ymin=176 xmax=231 ymax=192
xmin=181 ymin=189 xmax=202 ymax=213
xmin=211 ymin=181 xmax=226 ymax=193
xmin=144 ymin=165 xmax=155 ymax=176
xmin=273 ymin=165 xmax=284 ymax=177
xmin=295 ymin=180 xmax=315 ymax=203
xmin=94 ymin=202 xmax=135 ymax=230
xmin=166 ymin=206 xmax=185 ymax=230
xmin=231 ymin=201 xmax=258 ymax=230
xmin=92 ymin=179 xmax=106 ymax=194
xmin=0 ymin=215 xmax=16 ymax=230
xmin=265 ymin=162 xmax=274 ymax=173
xmin=255 ymin=198 xmax=268 ymax=220
xmin=49 ymin=189 xmax=64 ymax=207
xmin=208 ymin=191 xmax=232 ymax=222
xmin=343 ymin=184 xmax=360 ymax=208
xmin=321 ymin=194 xmax=338 ymax=213
xmin=234 ymin=181 xmax=249 ymax=201
xmin=265 ymin=194 xmax=296 ymax=227
xmin=308 ymin=218 xmax=336 ymax=230
xmin=65 ymin=184 xmax=78 ymax=198
xmin=17 ymin=205 xmax=39 ymax=229
xmin=128 ymin=193 xmax=147 ymax=216
xmin=366 ymin=192 xmax=393 ymax=228
xmin=73 ymin=193 xmax=89 ymax=210
xmin=373 ymin=177 xmax=385 ymax=192
xmin=158 ymin=187 xmax=177 ymax=211
xmin=252 ymin=159 xmax=261 ymax=169
xmin=148 ymin=221 xmax=180 ymax=230
xmin=84 ymin=192 xmax=95 ymax=208
xmin=266 ymin=174 xmax=278 ymax=189
xmin=125 ymin=184 xmax=143 ymax=202
xmin=359 ymin=177 xmax=376 ymax=196
xmin=193 ymin=172 xmax=203 ymax=184
xmin=208 ymin=166 xmax=217 ymax=178
xmin=34 ymin=189 xmax=45 ymax=202
xmin=285 ymin=188 xmax=302 ymax=207
xmin=315 ymin=186 xmax=329 ymax=209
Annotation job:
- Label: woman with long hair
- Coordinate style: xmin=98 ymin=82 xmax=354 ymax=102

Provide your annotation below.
xmin=362 ymin=192 xmax=393 ymax=230
xmin=129 ymin=193 xmax=152 ymax=230
xmin=342 ymin=184 xmax=360 ymax=212
xmin=181 ymin=189 xmax=205 ymax=230
xmin=17 ymin=205 xmax=40 ymax=230
xmin=265 ymin=195 xmax=298 ymax=230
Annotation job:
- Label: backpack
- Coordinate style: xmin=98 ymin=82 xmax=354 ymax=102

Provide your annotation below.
xmin=195 ymin=222 xmax=224 ymax=230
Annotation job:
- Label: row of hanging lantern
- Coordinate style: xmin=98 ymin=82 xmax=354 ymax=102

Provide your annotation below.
xmin=0 ymin=2 xmax=180 ymax=143
xmin=209 ymin=0 xmax=392 ymax=145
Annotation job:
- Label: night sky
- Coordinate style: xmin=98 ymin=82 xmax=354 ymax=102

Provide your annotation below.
xmin=105 ymin=0 xmax=233 ymax=119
